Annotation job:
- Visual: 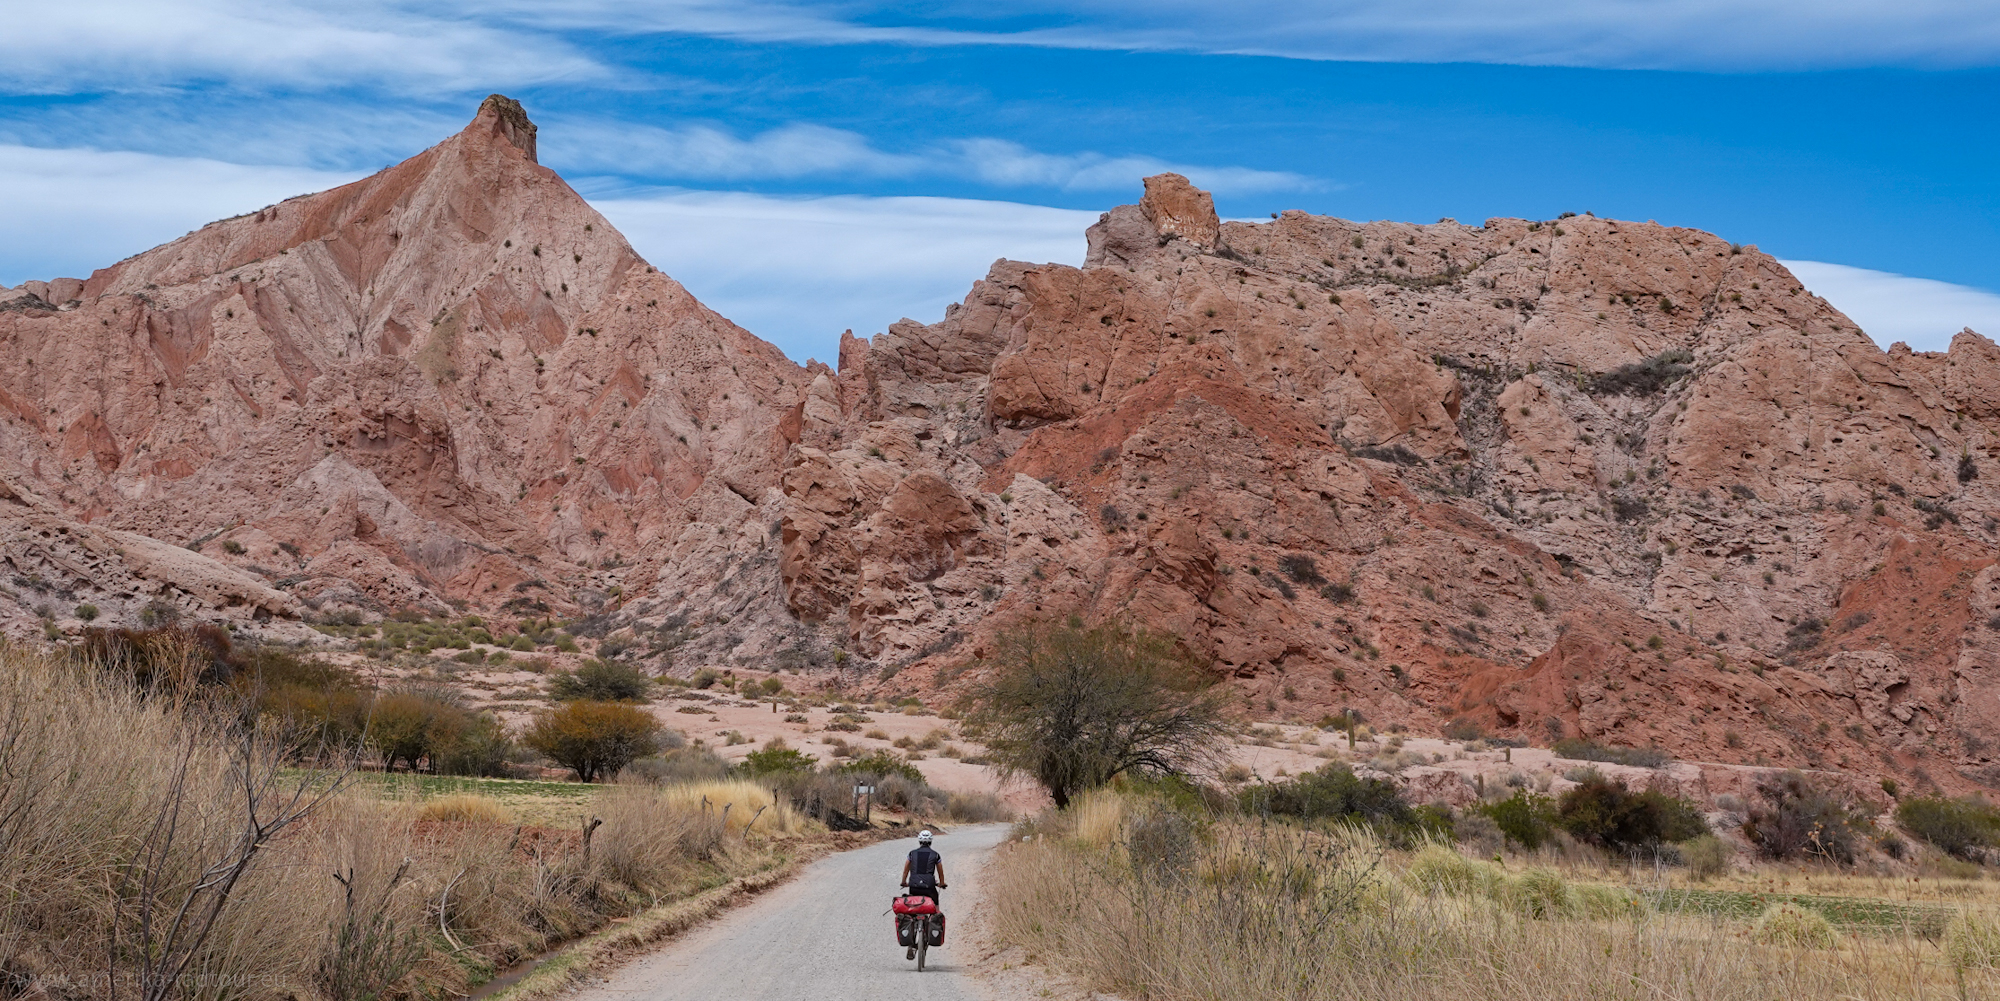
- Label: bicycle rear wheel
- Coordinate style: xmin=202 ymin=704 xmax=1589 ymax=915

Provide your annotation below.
xmin=917 ymin=917 xmax=930 ymax=971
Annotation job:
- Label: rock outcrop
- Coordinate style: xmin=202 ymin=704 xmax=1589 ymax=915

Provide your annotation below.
xmin=6 ymin=101 xmax=1998 ymax=793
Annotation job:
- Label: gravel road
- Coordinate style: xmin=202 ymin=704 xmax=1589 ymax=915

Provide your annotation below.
xmin=573 ymin=823 xmax=1015 ymax=1001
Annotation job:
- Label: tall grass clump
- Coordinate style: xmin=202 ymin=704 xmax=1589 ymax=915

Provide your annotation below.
xmin=656 ymin=780 xmax=807 ymax=835
xmin=1752 ymin=902 xmax=1838 ymax=949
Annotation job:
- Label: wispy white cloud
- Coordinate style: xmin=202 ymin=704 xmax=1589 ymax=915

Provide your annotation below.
xmin=484 ymin=0 xmax=2000 ymax=72
xmin=15 ymin=1 xmax=1988 ymax=103
xmin=1783 ymin=260 xmax=2000 ymax=353
xmin=547 ymin=119 xmax=1315 ymax=194
xmin=0 ymin=0 xmax=604 ymax=95
xmin=587 ymin=187 xmax=1096 ymax=363
xmin=0 ymin=144 xmax=360 ymax=287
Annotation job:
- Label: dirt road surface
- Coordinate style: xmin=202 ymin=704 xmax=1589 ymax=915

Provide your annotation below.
xmin=573 ymin=823 xmax=1015 ymax=1001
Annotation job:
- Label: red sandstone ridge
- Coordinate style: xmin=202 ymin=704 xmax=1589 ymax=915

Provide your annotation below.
xmin=1 ymin=96 xmax=809 ymax=662
xmin=5 ymin=106 xmax=1999 ymax=793
xmin=777 ymin=173 xmax=2000 ymax=793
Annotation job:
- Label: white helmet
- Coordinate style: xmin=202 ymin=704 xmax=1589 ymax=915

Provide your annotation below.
xmin=917 ymin=830 xmax=934 ymax=844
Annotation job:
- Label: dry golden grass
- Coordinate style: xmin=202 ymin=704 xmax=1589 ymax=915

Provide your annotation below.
xmin=0 ymin=641 xmax=761 ymax=1001
xmin=656 ymin=779 xmax=812 ymax=835
xmin=417 ymin=792 xmax=515 ymax=825
xmin=990 ymin=790 xmax=2000 ymax=1001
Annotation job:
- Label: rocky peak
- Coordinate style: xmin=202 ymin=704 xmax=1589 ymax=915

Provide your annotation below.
xmin=475 ymin=94 xmax=538 ymax=163
xmin=1085 ymin=172 xmax=1224 ymax=268
xmin=1140 ymin=173 xmax=1221 ymax=250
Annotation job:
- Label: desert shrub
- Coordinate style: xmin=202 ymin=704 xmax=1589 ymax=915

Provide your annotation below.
xmin=73 ymin=603 xmax=98 ymax=622
xmin=1752 ymin=902 xmax=1836 ymax=948
xmin=547 ymin=659 xmax=653 ymax=702
xmin=1896 ymin=796 xmax=2000 ymax=860
xmin=1479 ymin=790 xmax=1556 ymax=850
xmin=946 ymin=791 xmax=1010 ymax=822
xmin=623 ymin=744 xmax=733 ymax=786
xmin=740 ymin=739 xmax=817 ymax=775
xmin=1320 ymin=582 xmax=1356 ymax=604
xmin=1505 ymin=868 xmax=1575 ymax=918
xmin=1407 ymin=844 xmax=1488 ymax=896
xmin=1351 ymin=443 xmax=1424 ymax=466
xmin=835 ymin=749 xmax=927 ymax=784
xmin=1551 ymin=738 xmax=1669 ymax=768
xmin=364 ymin=686 xmax=486 ymax=773
xmin=79 ymin=623 xmax=237 ymax=691
xmin=966 ymin=619 xmax=1230 ymax=808
xmin=1589 ymin=348 xmax=1692 ymax=396
xmin=1681 ymin=834 xmax=1733 ymax=880
xmin=1243 ymin=764 xmax=1445 ymax=841
xmin=1441 ymin=717 xmax=1484 ymax=741
xmin=1554 ymin=773 xmax=1707 ymax=851
xmin=1946 ymin=914 xmax=2000 ymax=969
xmin=418 ymin=794 xmax=513 ymax=825
xmin=1744 ymin=771 xmax=1871 ymax=862
xmin=1279 ymin=554 xmax=1325 ymax=585
xmin=428 ymin=710 xmax=520 ymax=777
xmin=524 ymin=700 xmax=662 ymax=782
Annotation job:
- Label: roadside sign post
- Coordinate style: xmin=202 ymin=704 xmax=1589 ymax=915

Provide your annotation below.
xmin=854 ymin=784 xmax=874 ymax=823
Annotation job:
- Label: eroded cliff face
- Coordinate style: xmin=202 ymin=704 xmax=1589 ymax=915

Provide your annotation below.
xmin=778 ymin=173 xmax=2000 ymax=791
xmin=5 ymin=115 xmax=1997 ymax=791
xmin=0 ymin=96 xmax=813 ymax=663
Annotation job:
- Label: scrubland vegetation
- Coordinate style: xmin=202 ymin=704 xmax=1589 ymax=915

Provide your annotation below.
xmin=0 ymin=623 xmax=1002 ymax=1000
xmin=958 ymin=618 xmax=2000 ymax=1000
xmin=992 ymin=783 xmax=2000 ymax=1000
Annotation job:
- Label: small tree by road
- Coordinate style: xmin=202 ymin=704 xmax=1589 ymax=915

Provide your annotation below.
xmin=965 ymin=619 xmax=1231 ymax=808
xmin=525 ymin=700 xmax=662 ymax=782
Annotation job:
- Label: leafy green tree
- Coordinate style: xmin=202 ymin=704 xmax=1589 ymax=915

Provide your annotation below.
xmin=548 ymin=659 xmax=653 ymax=702
xmin=524 ymin=700 xmax=661 ymax=782
xmin=1555 ymin=772 xmax=1707 ymax=851
xmin=740 ymin=740 xmax=816 ymax=775
xmin=966 ymin=619 xmax=1230 ymax=808
xmin=1481 ymin=789 xmax=1557 ymax=849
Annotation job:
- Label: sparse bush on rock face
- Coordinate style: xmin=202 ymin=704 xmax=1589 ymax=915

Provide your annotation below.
xmin=1744 ymin=771 xmax=1870 ymax=862
xmin=1554 ymin=773 xmax=1706 ymax=851
xmin=1896 ymin=796 xmax=2000 ymax=860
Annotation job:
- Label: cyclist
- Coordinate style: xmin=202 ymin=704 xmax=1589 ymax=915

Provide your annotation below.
xmin=899 ymin=830 xmax=947 ymax=959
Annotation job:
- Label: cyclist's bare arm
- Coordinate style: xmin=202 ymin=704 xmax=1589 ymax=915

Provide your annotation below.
xmin=900 ymin=859 xmax=911 ymax=886
xmin=936 ymin=861 xmax=947 ymax=889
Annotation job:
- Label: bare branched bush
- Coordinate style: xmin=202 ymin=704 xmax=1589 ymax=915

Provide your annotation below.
xmin=965 ymin=620 xmax=1230 ymax=808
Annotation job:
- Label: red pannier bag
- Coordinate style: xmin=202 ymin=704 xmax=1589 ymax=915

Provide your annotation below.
xmin=891 ymin=895 xmax=943 ymax=947
xmin=892 ymin=895 xmax=939 ymax=915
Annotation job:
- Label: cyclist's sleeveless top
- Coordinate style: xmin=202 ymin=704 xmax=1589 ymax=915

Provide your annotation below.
xmin=907 ymin=846 xmax=941 ymax=888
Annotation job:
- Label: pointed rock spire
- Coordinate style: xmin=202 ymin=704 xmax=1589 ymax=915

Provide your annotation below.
xmin=474 ymin=94 xmax=538 ymax=162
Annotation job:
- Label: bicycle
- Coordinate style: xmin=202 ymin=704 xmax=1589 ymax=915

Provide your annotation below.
xmin=891 ymin=891 xmax=945 ymax=971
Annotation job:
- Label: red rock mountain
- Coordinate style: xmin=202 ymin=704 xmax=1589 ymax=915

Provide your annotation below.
xmin=5 ymin=99 xmax=1997 ymax=791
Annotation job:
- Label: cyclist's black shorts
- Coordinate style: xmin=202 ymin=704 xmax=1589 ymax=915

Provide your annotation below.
xmin=905 ymin=885 xmax=939 ymax=905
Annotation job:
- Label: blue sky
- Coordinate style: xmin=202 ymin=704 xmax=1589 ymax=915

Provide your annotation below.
xmin=3 ymin=1 xmax=1998 ymax=365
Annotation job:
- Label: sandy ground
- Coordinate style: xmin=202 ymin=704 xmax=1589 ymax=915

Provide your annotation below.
xmin=644 ymin=694 xmax=1050 ymax=814
xmin=570 ymin=824 xmax=1014 ymax=1001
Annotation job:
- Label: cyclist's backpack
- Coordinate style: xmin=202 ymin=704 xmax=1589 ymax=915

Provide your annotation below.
xmin=907 ymin=846 xmax=941 ymax=889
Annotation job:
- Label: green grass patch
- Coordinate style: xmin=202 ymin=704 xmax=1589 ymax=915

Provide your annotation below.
xmin=1651 ymin=887 xmax=1949 ymax=932
xmin=321 ymin=771 xmax=608 ymax=827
